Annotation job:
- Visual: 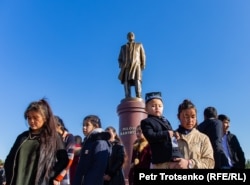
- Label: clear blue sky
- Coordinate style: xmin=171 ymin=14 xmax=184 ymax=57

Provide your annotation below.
xmin=1 ymin=0 xmax=249 ymax=162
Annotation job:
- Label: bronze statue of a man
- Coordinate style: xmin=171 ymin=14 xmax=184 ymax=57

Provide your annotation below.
xmin=118 ymin=32 xmax=146 ymax=98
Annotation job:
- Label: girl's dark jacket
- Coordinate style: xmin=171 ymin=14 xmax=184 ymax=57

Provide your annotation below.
xmin=4 ymin=130 xmax=69 ymax=185
xmin=104 ymin=140 xmax=125 ymax=185
xmin=73 ymin=129 xmax=112 ymax=185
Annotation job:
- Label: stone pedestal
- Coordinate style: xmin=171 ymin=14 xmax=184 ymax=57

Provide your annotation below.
xmin=117 ymin=98 xmax=147 ymax=179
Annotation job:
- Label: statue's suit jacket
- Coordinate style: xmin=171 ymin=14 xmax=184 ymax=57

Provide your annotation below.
xmin=118 ymin=42 xmax=146 ymax=84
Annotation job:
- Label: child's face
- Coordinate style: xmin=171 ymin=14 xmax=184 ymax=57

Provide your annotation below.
xmin=82 ymin=121 xmax=95 ymax=136
xmin=136 ymin=127 xmax=145 ymax=140
xmin=222 ymin=119 xmax=230 ymax=134
xmin=106 ymin=128 xmax=116 ymax=141
xmin=145 ymin=99 xmax=163 ymax=117
xmin=179 ymin=108 xmax=197 ymax=130
xmin=26 ymin=110 xmax=46 ymax=133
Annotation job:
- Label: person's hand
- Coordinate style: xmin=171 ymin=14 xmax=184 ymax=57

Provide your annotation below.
xmin=168 ymin=130 xmax=174 ymax=137
xmin=103 ymin=174 xmax=111 ymax=181
xmin=174 ymin=131 xmax=180 ymax=139
xmin=168 ymin=158 xmax=189 ymax=169
xmin=53 ymin=180 xmax=60 ymax=185
xmin=168 ymin=130 xmax=180 ymax=139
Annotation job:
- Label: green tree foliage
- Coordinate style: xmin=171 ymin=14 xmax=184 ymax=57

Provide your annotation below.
xmin=245 ymin=159 xmax=250 ymax=169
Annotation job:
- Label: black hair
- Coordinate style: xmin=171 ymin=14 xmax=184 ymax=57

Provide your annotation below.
xmin=177 ymin=99 xmax=198 ymax=126
xmin=83 ymin=115 xmax=102 ymax=128
xmin=218 ymin=114 xmax=230 ymax=122
xmin=74 ymin=135 xmax=82 ymax=145
xmin=105 ymin=126 xmax=122 ymax=143
xmin=54 ymin=115 xmax=68 ymax=131
xmin=204 ymin=106 xmax=217 ymax=119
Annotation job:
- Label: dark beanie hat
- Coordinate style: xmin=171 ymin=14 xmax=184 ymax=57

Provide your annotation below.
xmin=145 ymin=92 xmax=162 ymax=103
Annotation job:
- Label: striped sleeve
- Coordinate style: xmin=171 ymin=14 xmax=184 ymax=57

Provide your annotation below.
xmin=55 ymin=132 xmax=75 ymax=182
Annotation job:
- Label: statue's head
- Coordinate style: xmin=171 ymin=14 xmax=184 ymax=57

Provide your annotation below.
xmin=127 ymin=32 xmax=135 ymax=42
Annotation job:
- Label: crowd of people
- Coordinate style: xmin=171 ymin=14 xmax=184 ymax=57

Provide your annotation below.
xmin=1 ymin=94 xmax=246 ymax=185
